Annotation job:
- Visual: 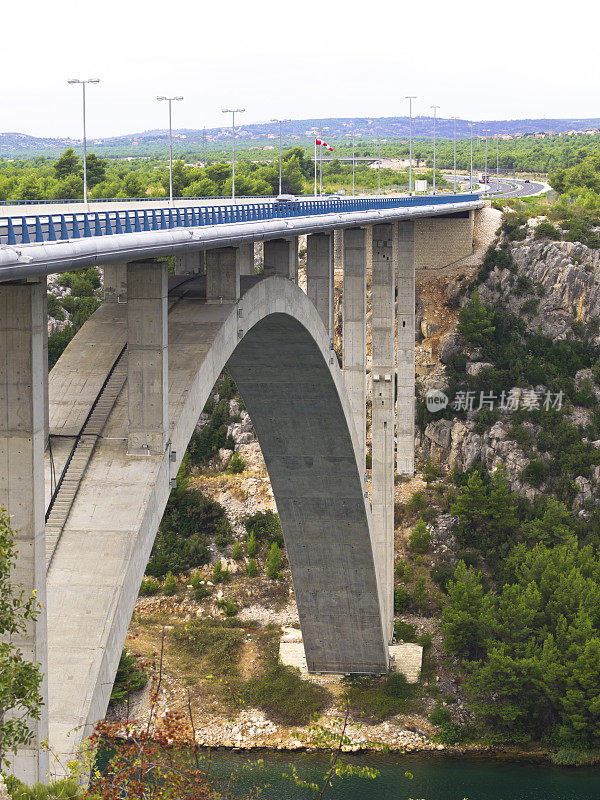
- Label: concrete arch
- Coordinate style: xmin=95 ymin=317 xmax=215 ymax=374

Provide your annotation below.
xmin=46 ymin=275 xmax=387 ymax=767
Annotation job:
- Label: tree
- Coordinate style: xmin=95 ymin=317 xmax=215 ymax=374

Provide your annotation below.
xmin=265 ymin=542 xmax=282 ymax=580
xmin=54 ymin=148 xmax=80 ymax=180
xmin=441 ymin=561 xmax=489 ymax=660
xmin=0 ymin=508 xmax=44 ymax=769
xmin=457 ymin=289 xmax=496 ymax=347
xmin=85 ymin=153 xmax=107 ymax=188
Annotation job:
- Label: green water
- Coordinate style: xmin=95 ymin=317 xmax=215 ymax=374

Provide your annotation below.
xmin=200 ymin=750 xmax=600 ymax=800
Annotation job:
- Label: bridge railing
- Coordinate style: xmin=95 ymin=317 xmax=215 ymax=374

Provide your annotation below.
xmin=0 ymin=194 xmax=480 ymax=247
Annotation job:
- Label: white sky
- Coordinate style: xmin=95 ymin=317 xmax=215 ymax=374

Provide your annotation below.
xmin=3 ymin=0 xmax=599 ymax=138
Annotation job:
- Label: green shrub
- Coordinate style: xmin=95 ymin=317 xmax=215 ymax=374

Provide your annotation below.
xmin=228 ymin=451 xmax=246 ymax=474
xmin=246 ymin=558 xmax=258 ymax=577
xmin=172 ymin=618 xmax=244 ymax=679
xmin=534 ymin=219 xmax=558 ymax=239
xmin=242 ymin=663 xmax=330 ymax=726
xmin=406 ymin=491 xmax=426 ymax=514
xmin=394 ymin=585 xmax=410 ymax=613
xmin=431 ymin=560 xmax=454 ymax=591
xmin=265 ymin=542 xmax=282 ymax=580
xmin=395 ymin=558 xmax=413 ymax=582
xmin=5 ymin=778 xmax=84 ymax=800
xmin=110 ymin=649 xmax=148 ymax=704
xmin=218 ymin=599 xmax=239 ymax=617
xmin=365 ymin=453 xmax=372 ymax=469
xmin=422 ymin=460 xmax=444 ymax=483
xmin=232 ymin=542 xmax=243 ymax=560
xmin=162 ymin=571 xmax=177 ymax=595
xmin=245 ymin=510 xmax=283 ymax=548
xmin=139 ymin=577 xmax=160 ymax=597
xmin=246 ymin=531 xmax=258 ymax=557
xmin=215 ymin=529 xmax=233 ymax=551
xmin=430 ymin=699 xmax=452 ymax=727
xmin=409 ymin=519 xmax=433 ymax=553
xmin=394 ymin=621 xmax=418 ymax=642
xmin=190 ymin=572 xmax=212 ymax=601
xmin=344 ymin=674 xmax=411 ymax=722
xmin=212 ymin=561 xmax=230 ymax=583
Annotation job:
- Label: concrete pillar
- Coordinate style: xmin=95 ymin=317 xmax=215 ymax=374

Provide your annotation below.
xmin=306 ymin=232 xmax=333 ymax=339
xmin=42 ymin=282 xmax=49 ymax=443
xmin=127 ymin=260 xmax=168 ymax=455
xmin=206 ymin=247 xmax=240 ymax=303
xmin=370 ymin=223 xmax=395 ymax=641
xmin=264 ymin=238 xmax=298 ymax=281
xmin=288 ymin=236 xmax=299 ymax=283
xmin=342 ymin=228 xmax=367 ymax=470
xmin=174 ymin=251 xmax=202 ymax=275
xmin=397 ymin=221 xmax=415 ymax=475
xmin=103 ymin=262 xmax=128 ymax=303
xmin=333 ymin=228 xmax=344 ymax=274
xmin=0 ymin=280 xmax=49 ymax=783
xmin=236 ymin=242 xmax=254 ymax=276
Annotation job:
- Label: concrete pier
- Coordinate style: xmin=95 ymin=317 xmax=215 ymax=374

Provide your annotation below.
xmin=127 ymin=260 xmax=168 ymax=455
xmin=370 ymin=223 xmax=395 ymax=639
xmin=236 ymin=243 xmax=254 ymax=276
xmin=306 ymin=232 xmax=334 ymax=339
xmin=342 ymin=228 xmax=367 ymax=470
xmin=396 ymin=221 xmax=415 ymax=474
xmin=264 ymin=238 xmax=293 ymax=279
xmin=334 ymin=228 xmax=344 ymax=274
xmin=103 ymin=262 xmax=128 ymax=303
xmin=206 ymin=247 xmax=240 ymax=303
xmin=0 ymin=280 xmax=49 ymax=783
xmin=174 ymin=251 xmax=203 ymax=275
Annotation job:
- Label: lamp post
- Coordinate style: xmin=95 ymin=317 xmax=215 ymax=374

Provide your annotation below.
xmin=373 ymin=139 xmax=386 ymax=194
xmin=406 ymin=95 xmax=416 ymax=194
xmin=431 ymin=105 xmax=439 ymax=194
xmin=271 ymin=118 xmax=290 ymax=195
xmin=67 ymin=78 xmax=100 ymax=204
xmin=496 ymin=133 xmax=500 ymax=194
xmin=157 ymin=95 xmax=183 ymax=204
xmin=346 ymin=133 xmax=362 ymax=197
xmin=483 ymin=126 xmax=489 ymax=179
xmin=451 ymin=116 xmax=458 ymax=193
xmin=222 ymin=108 xmax=245 ymax=202
xmin=468 ymin=122 xmax=474 ymax=190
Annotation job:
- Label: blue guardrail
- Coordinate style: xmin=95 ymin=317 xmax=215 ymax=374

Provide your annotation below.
xmin=0 ymin=195 xmax=480 ymax=246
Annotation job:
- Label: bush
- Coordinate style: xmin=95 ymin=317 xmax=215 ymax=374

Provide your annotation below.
xmin=534 ymin=219 xmax=558 ymax=239
xmin=344 ymin=674 xmax=411 ymax=722
xmin=172 ymin=619 xmax=244 ymax=679
xmin=139 ymin=577 xmax=160 ymax=596
xmin=228 ymin=451 xmax=245 ymax=474
xmin=212 ymin=561 xmax=230 ymax=583
xmin=246 ymin=558 xmax=258 ymax=577
xmin=232 ymin=542 xmax=242 ymax=560
xmin=162 ymin=571 xmax=177 ymax=595
xmin=218 ymin=599 xmax=239 ymax=617
xmin=246 ymin=531 xmax=258 ymax=557
xmin=242 ymin=663 xmax=330 ymax=726
xmin=245 ymin=510 xmax=283 ymax=548
xmin=431 ymin=560 xmax=454 ymax=591
xmin=409 ymin=518 xmax=433 ymax=553
xmin=265 ymin=542 xmax=282 ymax=580
xmin=430 ymin=699 xmax=453 ymax=727
xmin=190 ymin=572 xmax=212 ymax=601
xmin=394 ymin=585 xmax=410 ymax=613
xmin=394 ymin=621 xmax=418 ymax=642
xmin=110 ymin=649 xmax=148 ymax=704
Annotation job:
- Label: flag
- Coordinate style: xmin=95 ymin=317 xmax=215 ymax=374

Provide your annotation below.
xmin=315 ymin=138 xmax=322 ymax=145
xmin=328 ymin=146 xmax=333 ymax=151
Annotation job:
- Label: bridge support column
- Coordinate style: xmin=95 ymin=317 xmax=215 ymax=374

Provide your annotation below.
xmin=306 ymin=232 xmax=333 ymax=339
xmin=371 ymin=223 xmax=395 ymax=641
xmin=264 ymin=238 xmax=297 ymax=280
xmin=127 ymin=260 xmax=168 ymax=455
xmin=236 ymin=243 xmax=254 ymax=276
xmin=334 ymin=229 xmax=344 ymax=274
xmin=103 ymin=262 xmax=128 ymax=303
xmin=342 ymin=228 xmax=367 ymax=470
xmin=206 ymin=247 xmax=240 ymax=303
xmin=174 ymin=252 xmax=203 ymax=275
xmin=396 ymin=221 xmax=415 ymax=475
xmin=0 ymin=279 xmax=49 ymax=783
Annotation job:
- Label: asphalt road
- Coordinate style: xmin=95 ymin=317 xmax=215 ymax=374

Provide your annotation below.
xmin=490 ymin=178 xmax=547 ymax=198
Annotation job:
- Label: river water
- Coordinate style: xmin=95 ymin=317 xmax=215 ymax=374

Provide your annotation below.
xmin=200 ymin=750 xmax=600 ymax=800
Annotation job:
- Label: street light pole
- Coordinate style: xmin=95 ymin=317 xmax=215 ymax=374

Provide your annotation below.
xmin=157 ymin=95 xmax=183 ymax=204
xmin=68 ymin=78 xmax=100 ymax=204
xmin=496 ymin=134 xmax=500 ymax=193
xmin=406 ymin=96 xmax=416 ymax=195
xmin=222 ymin=108 xmax=245 ymax=202
xmin=468 ymin=123 xmax=474 ymax=190
xmin=451 ymin=116 xmax=458 ymax=193
xmin=271 ymin=118 xmax=290 ymax=195
xmin=431 ymin=105 xmax=439 ymax=194
xmin=484 ymin=127 xmax=489 ymax=177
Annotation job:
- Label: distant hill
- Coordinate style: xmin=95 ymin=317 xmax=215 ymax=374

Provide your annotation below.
xmin=3 ymin=117 xmax=600 ymax=158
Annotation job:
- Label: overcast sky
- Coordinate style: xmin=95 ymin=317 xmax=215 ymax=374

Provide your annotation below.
xmin=3 ymin=0 xmax=599 ymax=139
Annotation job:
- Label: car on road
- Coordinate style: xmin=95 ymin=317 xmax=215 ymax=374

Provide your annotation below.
xmin=524 ymin=179 xmax=530 ymax=183
xmin=275 ymin=194 xmax=297 ymax=203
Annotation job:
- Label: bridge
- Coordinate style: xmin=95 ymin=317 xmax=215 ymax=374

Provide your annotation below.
xmin=0 ymin=192 xmax=483 ymax=782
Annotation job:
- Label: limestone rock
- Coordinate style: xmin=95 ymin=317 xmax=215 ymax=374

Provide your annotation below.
xmin=439 ymin=330 xmax=463 ymax=364
xmin=466 ymin=361 xmax=494 ymax=376
xmin=421 ymin=319 xmax=439 ymax=339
